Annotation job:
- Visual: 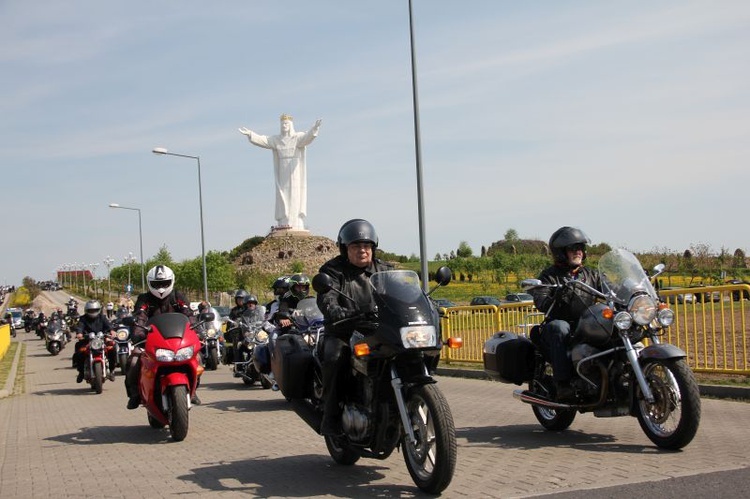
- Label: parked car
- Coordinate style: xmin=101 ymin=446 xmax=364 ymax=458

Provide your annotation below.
xmin=504 ymin=293 xmax=534 ymax=304
xmin=726 ymin=280 xmax=750 ymax=301
xmin=469 ymin=296 xmax=502 ymax=307
xmin=7 ymin=308 xmax=23 ymax=329
xmin=689 ymin=285 xmax=721 ymax=303
xmin=433 ymin=299 xmax=456 ymax=309
xmin=659 ymin=287 xmax=695 ymax=305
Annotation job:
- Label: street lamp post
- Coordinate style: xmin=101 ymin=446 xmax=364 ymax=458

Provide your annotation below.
xmin=103 ymin=256 xmax=115 ymax=301
xmin=109 ymin=203 xmax=146 ymax=292
xmin=125 ymin=252 xmax=136 ymax=294
xmin=90 ymin=263 xmax=100 ymax=298
xmin=152 ymin=147 xmax=209 ymax=302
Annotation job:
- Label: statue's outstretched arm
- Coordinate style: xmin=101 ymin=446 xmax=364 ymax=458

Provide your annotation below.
xmin=238 ymin=127 xmax=253 ymax=136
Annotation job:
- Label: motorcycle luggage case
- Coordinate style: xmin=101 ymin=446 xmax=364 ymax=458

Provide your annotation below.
xmin=483 ymin=331 xmax=534 ymax=385
xmin=272 ymin=333 xmax=313 ymax=399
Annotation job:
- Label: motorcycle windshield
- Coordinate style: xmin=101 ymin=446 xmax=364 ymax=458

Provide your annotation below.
xmin=598 ymin=248 xmax=658 ymax=305
xmin=241 ymin=305 xmax=266 ymax=323
xmin=207 ymin=307 xmax=223 ymax=333
xmin=369 ymin=270 xmax=435 ymax=325
xmin=292 ymin=297 xmax=324 ymax=329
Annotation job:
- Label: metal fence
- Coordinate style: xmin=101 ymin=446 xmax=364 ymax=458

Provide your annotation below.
xmin=440 ymin=283 xmax=750 ymax=375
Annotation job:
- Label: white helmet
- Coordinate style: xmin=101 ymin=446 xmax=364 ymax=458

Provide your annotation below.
xmin=147 ymin=265 xmax=175 ymax=299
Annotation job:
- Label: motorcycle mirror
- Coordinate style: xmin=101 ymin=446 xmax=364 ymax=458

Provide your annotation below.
xmin=652 ymin=263 xmax=666 ymax=279
xmin=312 ymin=273 xmax=333 ymax=294
xmin=434 ymin=266 xmax=452 ymax=286
xmin=199 ymin=312 xmax=215 ymax=322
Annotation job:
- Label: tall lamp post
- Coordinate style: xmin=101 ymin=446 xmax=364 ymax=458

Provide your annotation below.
xmin=109 ymin=203 xmax=146 ymax=292
xmin=103 ymin=256 xmax=115 ymax=301
xmin=90 ymin=263 xmax=100 ymax=298
xmin=125 ymin=252 xmax=136 ymax=294
xmin=152 ymin=147 xmax=208 ymax=302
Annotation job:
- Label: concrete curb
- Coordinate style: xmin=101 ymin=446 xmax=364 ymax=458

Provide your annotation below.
xmin=436 ymin=367 xmax=750 ymax=400
xmin=0 ymin=341 xmax=22 ymax=399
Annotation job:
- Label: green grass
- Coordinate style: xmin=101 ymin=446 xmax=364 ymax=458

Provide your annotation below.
xmin=0 ymin=342 xmax=21 ymax=389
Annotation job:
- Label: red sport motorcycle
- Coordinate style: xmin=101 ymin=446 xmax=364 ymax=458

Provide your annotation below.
xmin=137 ymin=312 xmax=205 ymax=442
xmin=81 ymin=332 xmax=115 ymax=394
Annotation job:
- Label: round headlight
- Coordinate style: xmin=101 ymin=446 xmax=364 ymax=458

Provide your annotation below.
xmin=116 ymin=329 xmax=129 ymax=341
xmin=206 ymin=328 xmax=217 ymax=338
xmin=657 ymin=308 xmax=675 ymax=327
xmin=256 ymin=330 xmax=269 ymax=343
xmin=629 ymin=295 xmax=657 ymax=326
xmin=613 ymin=311 xmax=633 ymax=330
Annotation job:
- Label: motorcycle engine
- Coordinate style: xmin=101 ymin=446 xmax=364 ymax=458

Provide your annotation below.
xmin=342 ymin=403 xmax=372 ymax=442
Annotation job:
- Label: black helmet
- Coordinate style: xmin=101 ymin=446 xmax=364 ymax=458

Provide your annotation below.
xmin=234 ymin=289 xmax=249 ymax=306
xmin=337 ymin=218 xmax=378 ymax=256
xmin=549 ymin=226 xmax=590 ymax=265
xmin=245 ymin=294 xmax=258 ymax=305
xmin=271 ymin=276 xmax=290 ymax=297
xmin=288 ymin=274 xmax=310 ymax=300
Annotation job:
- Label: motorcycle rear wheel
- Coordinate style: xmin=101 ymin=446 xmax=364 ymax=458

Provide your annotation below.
xmin=636 ymin=359 xmax=701 ymax=450
xmin=148 ymin=414 xmax=166 ymax=429
xmin=168 ymin=385 xmax=190 ymax=442
xmin=324 ymin=435 xmax=360 ymax=466
xmin=92 ymin=363 xmax=104 ymax=394
xmin=531 ymin=374 xmax=576 ymax=431
xmin=402 ymin=383 xmax=457 ymax=495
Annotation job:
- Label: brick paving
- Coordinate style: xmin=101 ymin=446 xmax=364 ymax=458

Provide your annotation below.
xmin=1 ymin=332 xmax=749 ymax=498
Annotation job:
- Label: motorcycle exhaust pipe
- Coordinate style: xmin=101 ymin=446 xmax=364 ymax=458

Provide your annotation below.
xmin=512 ymin=389 xmax=575 ymax=410
xmin=289 ymin=399 xmax=322 ymax=434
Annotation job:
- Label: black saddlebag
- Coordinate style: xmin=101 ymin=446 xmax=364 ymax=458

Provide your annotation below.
xmin=272 ymin=333 xmax=313 ymax=399
xmin=483 ymin=331 xmax=535 ymax=385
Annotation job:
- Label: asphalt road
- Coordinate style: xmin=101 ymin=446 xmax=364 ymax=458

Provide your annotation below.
xmin=1 ymin=293 xmax=749 ymax=498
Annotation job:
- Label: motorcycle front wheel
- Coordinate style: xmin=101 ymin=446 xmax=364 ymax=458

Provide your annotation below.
xmin=401 ymin=383 xmax=457 ymax=495
xmin=324 ymin=434 xmax=360 ymax=466
xmin=48 ymin=343 xmax=60 ymax=356
xmin=168 ymin=385 xmax=190 ymax=442
xmin=92 ymin=363 xmax=103 ymax=394
xmin=118 ymin=353 xmax=128 ymax=376
xmin=205 ymin=346 xmax=219 ymax=371
xmin=636 ymin=358 xmax=701 ymax=450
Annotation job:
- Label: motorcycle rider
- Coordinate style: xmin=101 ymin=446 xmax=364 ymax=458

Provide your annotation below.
xmin=264 ymin=276 xmax=290 ymax=319
xmin=73 ymin=300 xmax=117 ymax=383
xmin=270 ymin=274 xmax=310 ymax=331
xmin=530 ymin=226 xmax=603 ymax=402
xmin=227 ymin=290 xmax=251 ymax=368
xmin=316 ymin=219 xmax=393 ymax=435
xmin=124 ymin=265 xmax=199 ymax=409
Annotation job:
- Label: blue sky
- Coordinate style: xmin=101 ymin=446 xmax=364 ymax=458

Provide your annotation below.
xmin=2 ymin=1 xmax=749 ymax=286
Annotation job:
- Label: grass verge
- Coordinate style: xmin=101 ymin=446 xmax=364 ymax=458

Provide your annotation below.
xmin=0 ymin=342 xmax=20 ymax=388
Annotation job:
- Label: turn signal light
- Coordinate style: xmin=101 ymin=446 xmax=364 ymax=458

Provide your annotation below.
xmin=353 ymin=343 xmax=370 ymax=358
xmin=658 ymin=302 xmax=669 ymax=310
xmin=445 ymin=337 xmax=463 ymax=349
xmin=601 ymin=307 xmax=614 ymax=320
xmin=196 ymin=365 xmax=205 ymax=377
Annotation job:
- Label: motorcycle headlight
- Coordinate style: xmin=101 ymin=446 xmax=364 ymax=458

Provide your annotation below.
xmin=629 ymin=295 xmax=657 ymax=326
xmin=175 ymin=346 xmax=195 ymax=361
xmin=613 ymin=311 xmax=633 ymax=331
xmin=90 ymin=338 xmax=104 ymax=350
xmin=256 ymin=330 xmax=269 ymax=343
xmin=400 ymin=325 xmax=437 ymax=348
xmin=206 ymin=328 xmax=217 ymax=338
xmin=657 ymin=307 xmax=675 ymax=327
xmin=155 ymin=348 xmax=175 ymax=362
xmin=116 ymin=329 xmax=129 ymax=341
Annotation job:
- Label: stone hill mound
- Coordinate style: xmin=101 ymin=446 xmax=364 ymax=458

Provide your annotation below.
xmin=234 ymin=233 xmax=339 ymax=277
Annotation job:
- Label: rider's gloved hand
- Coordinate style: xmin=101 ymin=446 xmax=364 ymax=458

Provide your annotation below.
xmin=329 ymin=306 xmax=354 ymax=323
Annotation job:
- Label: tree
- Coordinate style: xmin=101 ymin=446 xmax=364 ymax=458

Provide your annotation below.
xmin=504 ymin=228 xmax=519 ymax=241
xmin=457 ymin=241 xmax=473 ymax=258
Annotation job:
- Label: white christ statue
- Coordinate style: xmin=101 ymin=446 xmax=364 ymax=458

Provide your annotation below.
xmin=239 ymin=114 xmax=322 ymax=231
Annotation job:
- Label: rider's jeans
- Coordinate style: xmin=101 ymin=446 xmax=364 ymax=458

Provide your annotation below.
xmin=540 ymin=319 xmax=574 ymax=382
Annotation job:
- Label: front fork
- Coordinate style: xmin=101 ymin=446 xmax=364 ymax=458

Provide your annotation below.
xmin=390 ymin=364 xmax=423 ymax=446
xmin=621 ymin=334 xmax=655 ymax=403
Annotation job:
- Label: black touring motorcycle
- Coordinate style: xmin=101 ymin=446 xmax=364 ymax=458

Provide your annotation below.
xmin=274 ymin=267 xmax=461 ymax=494
xmin=483 ymin=248 xmax=701 ymax=449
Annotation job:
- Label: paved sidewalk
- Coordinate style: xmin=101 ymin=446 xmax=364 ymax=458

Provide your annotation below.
xmin=1 ymin=333 xmax=749 ymax=498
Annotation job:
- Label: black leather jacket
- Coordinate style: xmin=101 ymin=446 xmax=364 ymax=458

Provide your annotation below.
xmin=132 ymin=290 xmax=193 ymax=342
xmin=74 ymin=314 xmax=113 ymax=336
xmin=532 ymin=264 xmax=602 ymax=323
xmin=316 ymin=255 xmax=393 ymax=339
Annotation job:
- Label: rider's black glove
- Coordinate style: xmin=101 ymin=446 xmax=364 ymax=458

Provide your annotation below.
xmin=329 ymin=306 xmax=354 ymax=323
